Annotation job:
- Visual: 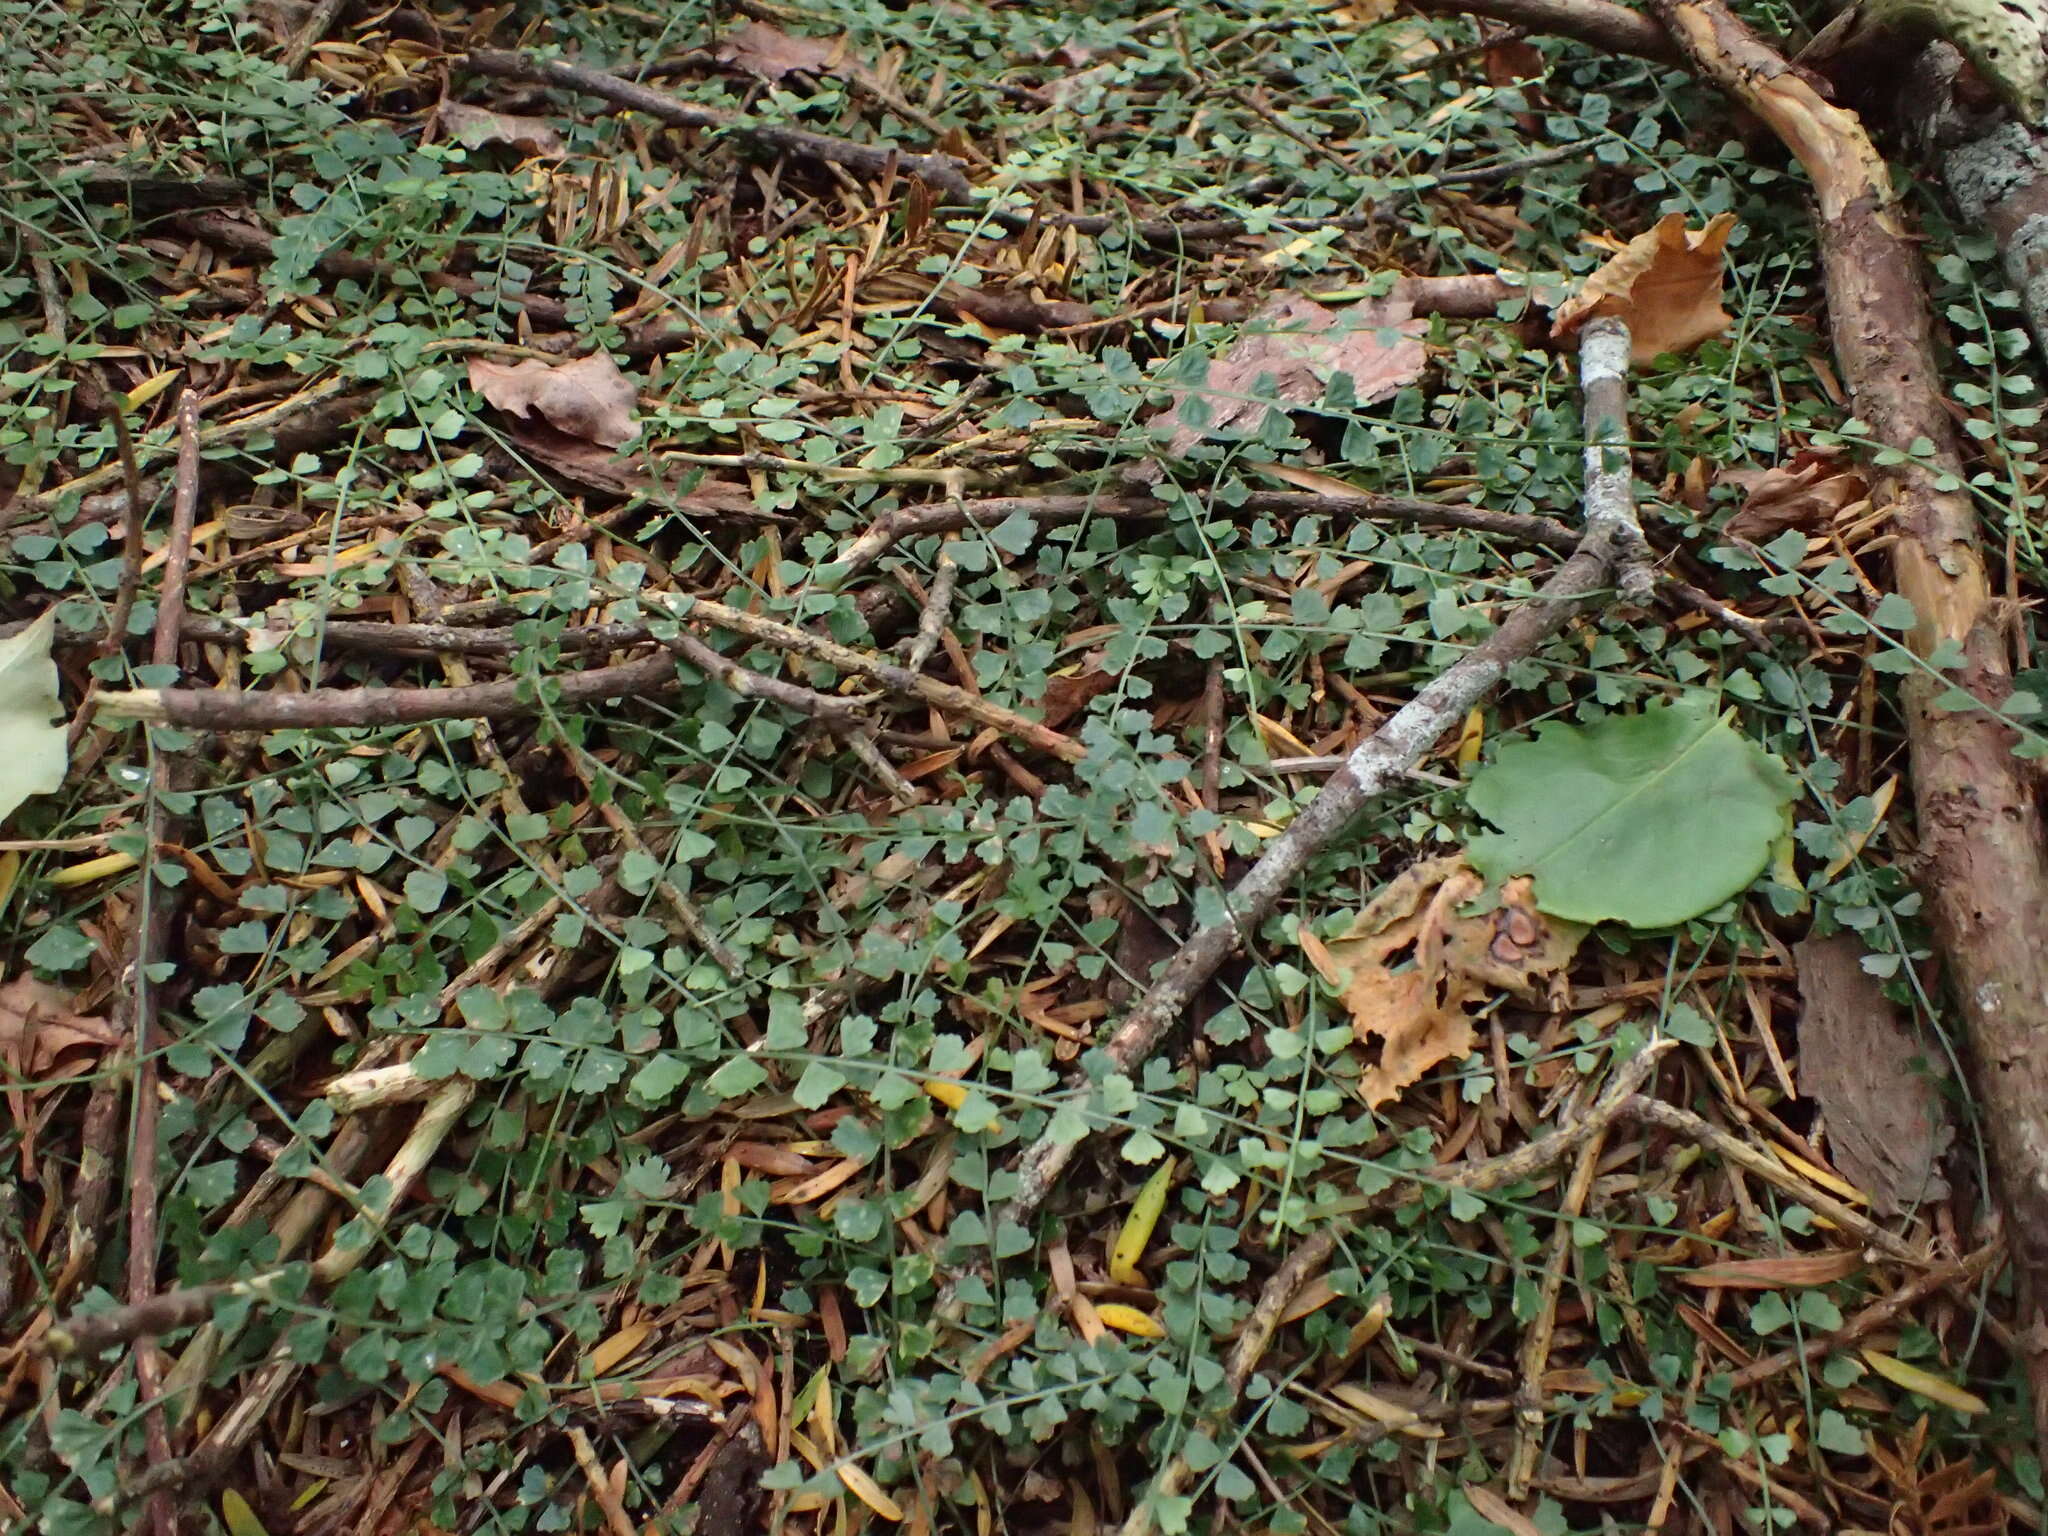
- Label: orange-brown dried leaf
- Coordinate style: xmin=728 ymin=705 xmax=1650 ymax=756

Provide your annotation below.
xmin=1681 ymin=1250 xmax=1865 ymax=1289
xmin=1552 ymin=212 xmax=1738 ymax=363
xmin=715 ymin=20 xmax=859 ymax=79
xmin=1300 ymin=856 xmax=1583 ymax=1107
xmin=468 ymin=353 xmax=640 ymax=448
xmin=1148 ymin=291 xmax=1424 ymax=461
xmin=1718 ymin=449 xmax=1870 ymax=541
xmin=1482 ymin=37 xmax=1547 ymax=85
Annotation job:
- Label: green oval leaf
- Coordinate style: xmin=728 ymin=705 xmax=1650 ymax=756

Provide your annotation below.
xmin=1466 ymin=694 xmax=1797 ymax=928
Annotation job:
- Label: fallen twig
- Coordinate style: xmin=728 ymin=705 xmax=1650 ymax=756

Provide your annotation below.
xmin=278 ymin=0 xmax=347 ymax=75
xmin=7 ymin=375 xmax=358 ymax=526
xmin=1617 ymin=1095 xmax=1915 ymax=1260
xmin=968 ymin=317 xmax=1641 ymax=1280
xmin=125 ymin=394 xmax=204 ymax=1536
xmin=835 ymin=489 xmax=1578 ymax=579
xmin=1641 ymin=0 xmax=2048 ymax=1451
xmin=1509 ymin=1126 xmax=1606 ymax=1496
xmin=1116 ymin=1039 xmax=1672 ymax=1536
xmin=1576 ymin=315 xmax=1656 ymax=600
xmin=110 ymin=1079 xmax=476 ymax=1510
xmin=465 ymin=49 xmax=976 ymax=201
xmin=98 ymin=596 xmax=1085 ymax=759
xmin=97 ymin=650 xmax=682 ymax=729
xmin=1412 ymin=0 xmax=1673 ymax=58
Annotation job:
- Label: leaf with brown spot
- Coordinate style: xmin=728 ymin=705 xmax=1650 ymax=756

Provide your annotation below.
xmin=1146 ymin=291 xmax=1425 ymax=462
xmin=1552 ymin=212 xmax=1738 ymax=363
xmin=1795 ymin=935 xmax=1952 ymax=1216
xmin=1300 ymin=856 xmax=1583 ymax=1107
xmin=1718 ymin=449 xmax=1870 ymax=541
xmin=714 ymin=20 xmax=859 ymax=80
xmin=437 ymin=101 xmax=566 ymax=158
xmin=468 ymin=352 xmax=640 ymax=448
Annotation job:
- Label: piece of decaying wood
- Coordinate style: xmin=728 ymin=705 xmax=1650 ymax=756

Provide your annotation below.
xmin=1640 ymin=0 xmax=2048 ymax=1450
xmin=1795 ymin=934 xmax=1953 ymax=1216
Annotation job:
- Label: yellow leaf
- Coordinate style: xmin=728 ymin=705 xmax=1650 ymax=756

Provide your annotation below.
xmin=221 ymin=1490 xmax=272 ymax=1536
xmin=1822 ymin=774 xmax=1897 ymax=882
xmin=1861 ymin=1351 xmax=1987 ymax=1416
xmin=1454 ymin=709 xmax=1484 ymax=768
xmin=124 ymin=370 xmax=182 ymax=411
xmin=582 ymin=1321 xmax=650 ymax=1379
xmin=46 ymin=851 xmax=137 ymax=886
xmin=836 ymin=1463 xmax=905 ymax=1521
xmin=1551 ymin=212 xmax=1738 ymax=363
xmin=1329 ymin=1382 xmax=1419 ymax=1427
xmin=1094 ymin=1303 xmax=1166 ymax=1338
xmin=923 ymin=1079 xmax=969 ymax=1111
xmin=1108 ymin=1158 xmax=1177 ymax=1285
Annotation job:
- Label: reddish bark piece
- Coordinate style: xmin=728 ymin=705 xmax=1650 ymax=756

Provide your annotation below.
xmin=1148 ymin=290 xmax=1425 ymax=460
xmin=467 ymin=352 xmax=639 ymax=447
xmin=1796 ymin=935 xmax=1952 ymax=1216
xmin=1643 ymin=0 xmax=2048 ymax=1454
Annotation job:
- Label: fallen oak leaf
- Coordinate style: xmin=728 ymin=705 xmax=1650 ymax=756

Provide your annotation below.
xmin=1718 ymin=448 xmax=1869 ymax=541
xmin=1300 ymin=855 xmax=1583 ymax=1108
xmin=714 ymin=20 xmax=859 ymax=80
xmin=0 ymin=975 xmax=119 ymax=1081
xmin=0 ymin=974 xmax=119 ymax=1168
xmin=436 ymin=100 xmax=566 ymax=158
xmin=498 ymin=422 xmax=757 ymax=516
xmin=1552 ymin=211 xmax=1738 ymax=363
xmin=468 ymin=352 xmax=640 ymax=448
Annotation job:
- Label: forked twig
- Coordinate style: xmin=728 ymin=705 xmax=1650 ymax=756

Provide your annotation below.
xmin=1116 ymin=1040 xmax=1672 ymax=1536
xmin=965 ymin=318 xmax=1644 ymax=1296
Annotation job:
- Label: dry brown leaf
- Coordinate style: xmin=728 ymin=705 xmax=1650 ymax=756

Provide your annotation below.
xmin=468 ymin=353 xmax=640 ymax=448
xmin=715 ymin=21 xmax=858 ymax=80
xmin=1718 ymin=449 xmax=1870 ymax=541
xmin=500 ymin=425 xmax=755 ymax=518
xmin=1300 ymin=856 xmax=1583 ymax=1107
xmin=1147 ymin=291 xmax=1424 ymax=462
xmin=1795 ymin=935 xmax=1952 ymax=1216
xmin=1464 ymin=1488 xmax=1545 ymax=1536
xmin=1552 ymin=212 xmax=1738 ymax=363
xmin=1681 ymin=1250 xmax=1866 ymax=1289
xmin=1041 ymin=660 xmax=1116 ymax=731
xmin=1482 ymin=36 xmax=1547 ymax=86
xmin=436 ymin=101 xmax=566 ymax=158
xmin=0 ymin=975 xmax=119 ymax=1083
